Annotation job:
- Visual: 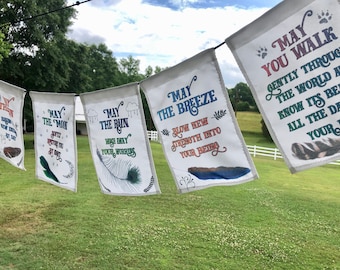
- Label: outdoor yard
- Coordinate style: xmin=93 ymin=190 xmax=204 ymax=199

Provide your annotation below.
xmin=0 ymin=112 xmax=339 ymax=269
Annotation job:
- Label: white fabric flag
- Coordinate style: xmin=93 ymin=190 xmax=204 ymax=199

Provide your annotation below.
xmin=0 ymin=80 xmax=26 ymax=170
xmin=226 ymin=0 xmax=340 ymax=173
xmin=80 ymin=83 xmax=161 ymax=196
xmin=30 ymin=92 xmax=77 ymax=192
xmin=140 ymin=48 xmax=258 ymax=193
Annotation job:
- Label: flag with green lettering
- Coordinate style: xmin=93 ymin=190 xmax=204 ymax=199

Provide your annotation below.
xmin=30 ymin=92 xmax=78 ymax=191
xmin=140 ymin=48 xmax=258 ymax=193
xmin=226 ymin=0 xmax=340 ymax=172
xmin=80 ymin=83 xmax=160 ymax=196
xmin=0 ymin=80 xmax=26 ymax=170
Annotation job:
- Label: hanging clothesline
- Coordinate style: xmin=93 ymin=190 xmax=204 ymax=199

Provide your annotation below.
xmin=0 ymin=0 xmax=92 ymax=28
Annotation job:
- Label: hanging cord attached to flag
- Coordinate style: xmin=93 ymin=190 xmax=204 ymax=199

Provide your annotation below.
xmin=0 ymin=0 xmax=92 ymax=28
xmin=214 ymin=41 xmax=226 ymax=50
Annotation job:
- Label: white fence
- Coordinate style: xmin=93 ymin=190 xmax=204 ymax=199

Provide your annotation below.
xmin=247 ymin=144 xmax=340 ymax=166
xmin=147 ymin=130 xmax=340 ymax=166
xmin=147 ymin=130 xmax=159 ymax=141
xmin=246 ymin=145 xmax=283 ymax=160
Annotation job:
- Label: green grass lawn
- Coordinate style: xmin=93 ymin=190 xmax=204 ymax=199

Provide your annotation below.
xmin=0 ymin=114 xmax=339 ymax=269
xmin=235 ymin=111 xmax=263 ymax=134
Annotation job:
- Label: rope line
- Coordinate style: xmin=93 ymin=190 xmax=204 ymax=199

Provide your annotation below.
xmin=0 ymin=0 xmax=92 ymax=28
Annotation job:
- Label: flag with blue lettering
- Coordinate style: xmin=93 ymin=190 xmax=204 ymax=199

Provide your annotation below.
xmin=0 ymin=80 xmax=26 ymax=170
xmin=226 ymin=0 xmax=340 ymax=172
xmin=80 ymin=83 xmax=161 ymax=196
xmin=140 ymin=48 xmax=258 ymax=193
xmin=30 ymin=92 xmax=78 ymax=191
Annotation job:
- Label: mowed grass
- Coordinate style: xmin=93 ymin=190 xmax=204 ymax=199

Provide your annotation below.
xmin=0 ymin=114 xmax=339 ymax=269
xmin=236 ymin=111 xmax=263 ymax=134
xmin=235 ymin=111 xmax=276 ymax=148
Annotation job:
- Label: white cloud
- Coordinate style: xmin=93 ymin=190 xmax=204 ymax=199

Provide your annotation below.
xmin=67 ymin=0 xmax=271 ymax=88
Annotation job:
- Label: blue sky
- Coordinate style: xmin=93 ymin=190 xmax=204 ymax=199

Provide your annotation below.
xmin=67 ymin=0 xmax=282 ymax=87
xmin=142 ymin=0 xmax=281 ymax=9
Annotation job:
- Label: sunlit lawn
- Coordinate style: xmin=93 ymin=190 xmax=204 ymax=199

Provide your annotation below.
xmin=0 ymin=114 xmax=339 ymax=269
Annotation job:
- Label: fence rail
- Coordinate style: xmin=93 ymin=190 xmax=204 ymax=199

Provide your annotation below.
xmin=246 ymin=144 xmax=283 ymax=160
xmin=147 ymin=130 xmax=340 ymax=166
xmin=147 ymin=130 xmax=159 ymax=142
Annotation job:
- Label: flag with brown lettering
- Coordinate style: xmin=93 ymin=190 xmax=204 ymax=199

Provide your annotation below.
xmin=30 ymin=92 xmax=78 ymax=191
xmin=226 ymin=0 xmax=340 ymax=172
xmin=140 ymin=48 xmax=258 ymax=193
xmin=0 ymin=80 xmax=26 ymax=170
xmin=80 ymin=83 xmax=160 ymax=196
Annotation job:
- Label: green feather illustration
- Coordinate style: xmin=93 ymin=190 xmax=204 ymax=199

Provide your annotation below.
xmin=96 ymin=149 xmax=141 ymax=184
xmin=126 ymin=166 xmax=141 ymax=184
xmin=40 ymin=156 xmax=60 ymax=183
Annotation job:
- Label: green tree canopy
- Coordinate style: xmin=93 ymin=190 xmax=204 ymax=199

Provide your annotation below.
xmin=0 ymin=1 xmax=173 ymax=132
xmin=119 ymin=55 xmax=145 ymax=83
xmin=87 ymin=44 xmax=122 ymax=91
xmin=228 ymin=82 xmax=258 ymax=112
xmin=0 ymin=0 xmax=76 ymax=88
xmin=0 ymin=30 xmax=11 ymax=63
xmin=2 ymin=0 xmax=75 ymax=51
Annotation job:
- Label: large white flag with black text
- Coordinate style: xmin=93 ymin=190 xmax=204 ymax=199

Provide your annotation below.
xmin=226 ymin=0 xmax=340 ymax=172
xmin=140 ymin=48 xmax=258 ymax=193
xmin=80 ymin=83 xmax=160 ymax=196
xmin=0 ymin=80 xmax=26 ymax=170
xmin=30 ymin=92 xmax=78 ymax=191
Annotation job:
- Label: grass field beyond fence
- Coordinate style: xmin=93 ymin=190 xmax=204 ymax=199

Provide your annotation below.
xmin=0 ymin=112 xmax=339 ymax=269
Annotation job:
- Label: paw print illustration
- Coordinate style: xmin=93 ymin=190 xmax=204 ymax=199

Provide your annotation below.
xmin=257 ymin=47 xmax=267 ymax=59
xmin=318 ymin=10 xmax=332 ymax=24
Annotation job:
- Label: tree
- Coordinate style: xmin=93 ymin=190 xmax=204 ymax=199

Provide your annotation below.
xmin=0 ymin=1 xmax=176 ymax=134
xmin=261 ymin=118 xmax=273 ymax=142
xmin=119 ymin=56 xmax=144 ymax=83
xmin=144 ymin=65 xmax=153 ymax=78
xmin=0 ymin=1 xmax=76 ymax=130
xmin=154 ymin=65 xmax=167 ymax=74
xmin=1 ymin=0 xmax=75 ymax=52
xmin=0 ymin=0 xmax=76 ymax=88
xmin=26 ymin=38 xmax=71 ymax=91
xmin=228 ymin=82 xmax=257 ymax=113
xmin=60 ymin=40 xmax=93 ymax=94
xmin=144 ymin=65 xmax=168 ymax=78
xmin=140 ymin=90 xmax=155 ymax=130
xmin=0 ymin=30 xmax=11 ymax=63
xmin=87 ymin=44 xmax=122 ymax=91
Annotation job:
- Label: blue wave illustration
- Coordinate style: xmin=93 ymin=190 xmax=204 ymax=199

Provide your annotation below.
xmin=188 ymin=166 xmax=250 ymax=180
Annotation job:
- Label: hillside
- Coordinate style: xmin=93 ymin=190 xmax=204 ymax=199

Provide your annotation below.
xmin=235 ymin=111 xmax=276 ymax=148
